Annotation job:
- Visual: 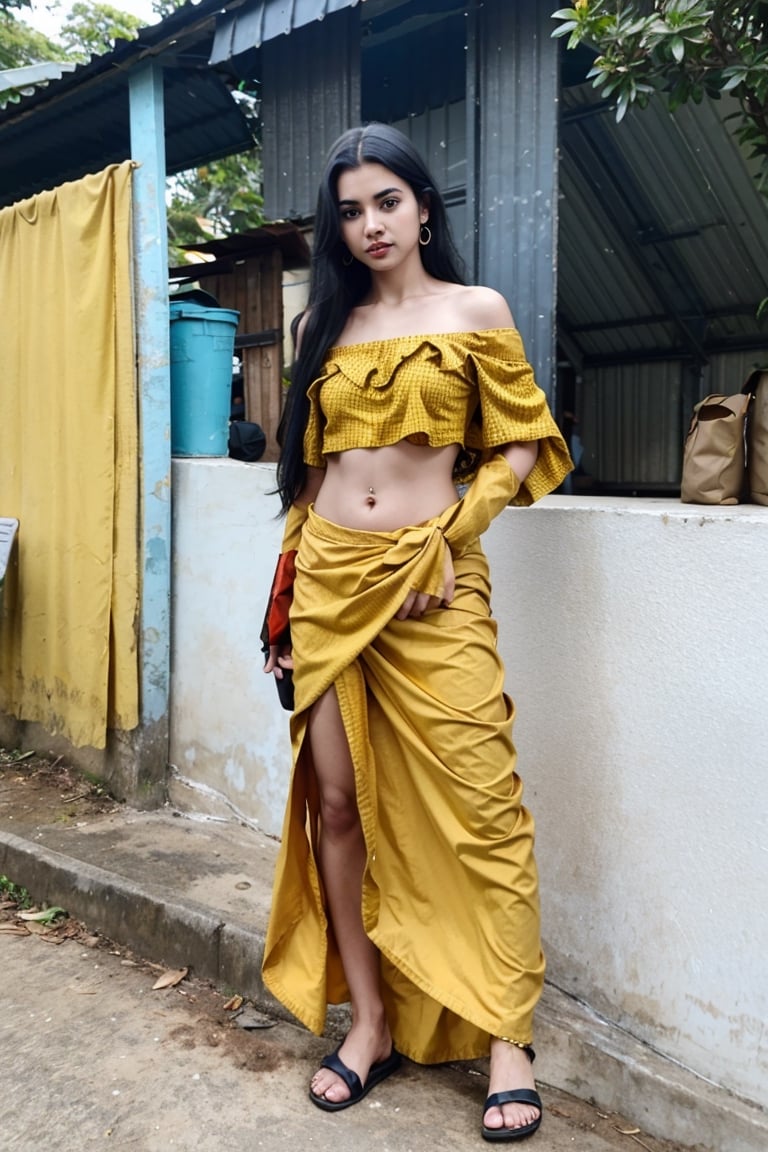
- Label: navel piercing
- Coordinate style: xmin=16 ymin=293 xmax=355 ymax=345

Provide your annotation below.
xmin=367 ymin=486 xmax=376 ymax=507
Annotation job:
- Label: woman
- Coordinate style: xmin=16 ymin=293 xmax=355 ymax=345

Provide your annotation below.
xmin=262 ymin=123 xmax=572 ymax=1143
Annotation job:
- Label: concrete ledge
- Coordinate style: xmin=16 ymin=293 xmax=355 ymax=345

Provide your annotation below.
xmin=217 ymin=919 xmax=278 ymax=1009
xmin=1 ymin=820 xmax=766 ymax=1152
xmin=0 ymin=831 xmax=223 ymax=977
xmin=536 ymin=983 xmax=767 ymax=1152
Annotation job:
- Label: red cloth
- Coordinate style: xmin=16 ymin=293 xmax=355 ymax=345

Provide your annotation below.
xmin=261 ymin=550 xmax=297 ymax=650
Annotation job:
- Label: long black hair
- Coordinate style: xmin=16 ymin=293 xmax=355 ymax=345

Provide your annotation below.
xmin=276 ymin=122 xmax=466 ymax=513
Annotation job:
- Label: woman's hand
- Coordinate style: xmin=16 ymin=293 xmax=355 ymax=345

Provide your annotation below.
xmin=395 ymin=543 xmax=455 ymax=620
xmin=264 ymin=644 xmax=294 ymax=679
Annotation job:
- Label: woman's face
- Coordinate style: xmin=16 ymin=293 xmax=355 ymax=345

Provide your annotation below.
xmin=336 ymin=162 xmax=428 ymax=271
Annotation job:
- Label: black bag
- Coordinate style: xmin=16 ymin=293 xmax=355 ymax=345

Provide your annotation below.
xmin=260 ymin=613 xmax=295 ymax=712
xmin=229 ymin=421 xmax=266 ymax=462
xmin=274 ymin=665 xmax=295 ymax=711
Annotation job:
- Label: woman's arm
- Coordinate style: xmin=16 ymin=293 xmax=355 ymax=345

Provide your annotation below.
xmin=500 ymin=439 xmax=538 ymax=485
xmin=461 ymin=287 xmax=542 ymax=492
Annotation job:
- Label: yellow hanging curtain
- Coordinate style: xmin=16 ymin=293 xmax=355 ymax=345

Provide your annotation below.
xmin=0 ymin=162 xmax=139 ymax=748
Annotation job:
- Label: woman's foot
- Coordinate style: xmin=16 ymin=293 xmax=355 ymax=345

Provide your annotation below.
xmin=482 ymin=1039 xmax=541 ymax=1136
xmin=309 ymin=1020 xmax=394 ymax=1107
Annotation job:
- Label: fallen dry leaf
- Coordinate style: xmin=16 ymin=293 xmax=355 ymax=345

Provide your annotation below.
xmin=24 ymin=921 xmax=52 ymax=935
xmin=152 ymin=967 xmax=188 ymax=990
xmin=628 ymin=1136 xmax=655 ymax=1152
xmin=0 ymin=923 xmax=29 ymax=936
xmin=223 ymin=994 xmax=244 ymax=1012
xmin=615 ymin=1128 xmax=641 ymax=1136
xmin=41 ymin=922 xmax=80 ymax=944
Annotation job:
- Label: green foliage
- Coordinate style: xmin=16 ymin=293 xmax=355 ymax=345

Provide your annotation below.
xmin=0 ymin=0 xmax=141 ymax=92
xmin=151 ymin=0 xmax=186 ymax=17
xmin=0 ymin=0 xmax=31 ymax=14
xmin=0 ymin=873 xmax=67 ymax=922
xmin=168 ymin=147 xmax=265 ymax=266
xmin=59 ymin=1 xmax=142 ymax=60
xmin=551 ymin=1 xmax=768 ymax=183
xmin=0 ymin=12 xmax=63 ymax=71
xmin=0 ymin=874 xmax=32 ymax=909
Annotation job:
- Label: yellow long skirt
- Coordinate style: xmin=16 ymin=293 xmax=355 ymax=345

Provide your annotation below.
xmin=261 ymin=503 xmax=544 ymax=1064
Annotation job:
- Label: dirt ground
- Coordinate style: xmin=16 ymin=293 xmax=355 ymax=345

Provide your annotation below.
xmin=0 ymin=745 xmax=120 ymax=829
xmin=0 ymin=747 xmax=702 ymax=1152
xmin=0 ymin=923 xmax=699 ymax=1152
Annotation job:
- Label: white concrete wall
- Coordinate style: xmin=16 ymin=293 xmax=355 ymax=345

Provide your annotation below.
xmin=170 ymin=460 xmax=288 ymax=831
xmin=484 ymin=496 xmax=768 ymax=1110
xmin=170 ymin=461 xmax=768 ymax=1113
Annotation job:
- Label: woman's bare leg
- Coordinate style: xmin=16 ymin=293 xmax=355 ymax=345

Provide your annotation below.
xmin=308 ymin=685 xmax=393 ymax=1104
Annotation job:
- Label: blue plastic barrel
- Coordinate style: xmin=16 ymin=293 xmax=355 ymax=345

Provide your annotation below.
xmin=169 ymin=301 xmax=240 ymax=456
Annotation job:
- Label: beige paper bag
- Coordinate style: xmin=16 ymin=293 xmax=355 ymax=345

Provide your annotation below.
xmin=681 ymin=392 xmax=749 ymax=505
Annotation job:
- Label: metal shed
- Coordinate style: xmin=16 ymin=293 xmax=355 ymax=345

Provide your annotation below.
xmin=212 ymin=0 xmax=768 ymax=491
xmin=5 ymin=0 xmax=765 ymax=489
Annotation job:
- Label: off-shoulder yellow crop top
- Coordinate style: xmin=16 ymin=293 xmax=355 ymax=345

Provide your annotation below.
xmin=303 ymin=328 xmax=572 ymax=504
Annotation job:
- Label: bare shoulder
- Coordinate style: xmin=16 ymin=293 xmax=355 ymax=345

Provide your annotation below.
xmin=453 ymin=285 xmax=515 ymax=330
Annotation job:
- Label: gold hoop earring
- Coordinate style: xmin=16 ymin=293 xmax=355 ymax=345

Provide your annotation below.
xmin=342 ymin=251 xmax=354 ymax=267
xmin=419 ymin=224 xmax=432 ymax=247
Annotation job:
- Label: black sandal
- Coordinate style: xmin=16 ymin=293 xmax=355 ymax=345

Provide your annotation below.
xmin=309 ymin=1045 xmax=401 ymax=1112
xmin=481 ymin=1044 xmax=542 ymax=1142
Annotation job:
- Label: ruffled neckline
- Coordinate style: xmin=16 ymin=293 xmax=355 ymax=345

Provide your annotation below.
xmin=327 ymin=326 xmax=518 ymax=354
xmin=318 ymin=328 xmax=525 ymax=390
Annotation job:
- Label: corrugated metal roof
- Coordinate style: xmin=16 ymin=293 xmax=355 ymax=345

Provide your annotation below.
xmin=210 ymin=0 xmax=362 ymax=62
xmin=175 ymin=221 xmax=311 ymax=269
xmin=0 ymin=61 xmax=76 ymax=94
xmin=0 ymin=1 xmax=370 ymax=209
xmin=259 ymin=6 xmax=362 ymax=219
xmin=0 ymin=0 xmax=255 ymax=208
xmin=1 ymin=0 xmax=765 ymax=380
xmin=558 ymin=81 xmax=768 ymax=365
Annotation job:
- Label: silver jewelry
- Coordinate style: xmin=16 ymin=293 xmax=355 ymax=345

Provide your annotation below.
xmin=419 ymin=224 xmax=432 ymax=247
xmin=342 ymin=251 xmax=354 ymax=267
